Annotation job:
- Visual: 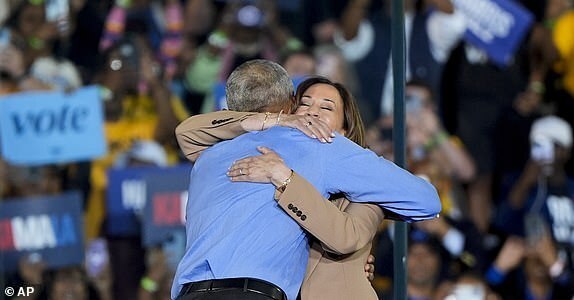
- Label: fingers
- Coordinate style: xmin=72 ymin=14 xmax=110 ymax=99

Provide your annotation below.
xmin=284 ymin=115 xmax=335 ymax=143
xmin=307 ymin=119 xmax=335 ymax=143
xmin=365 ymin=271 xmax=375 ymax=282
xmin=367 ymin=254 xmax=375 ymax=264
xmin=257 ymin=146 xmax=272 ymax=154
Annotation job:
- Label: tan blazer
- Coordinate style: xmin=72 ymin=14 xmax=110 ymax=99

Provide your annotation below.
xmin=175 ymin=111 xmax=384 ymax=300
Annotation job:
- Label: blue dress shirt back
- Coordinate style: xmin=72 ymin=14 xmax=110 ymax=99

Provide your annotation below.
xmin=172 ymin=127 xmax=440 ymax=300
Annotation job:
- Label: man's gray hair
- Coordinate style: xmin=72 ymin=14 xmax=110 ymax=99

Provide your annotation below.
xmin=226 ymin=59 xmax=294 ymax=112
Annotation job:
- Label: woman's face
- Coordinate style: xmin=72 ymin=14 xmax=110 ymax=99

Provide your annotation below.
xmin=295 ymin=83 xmax=346 ymax=134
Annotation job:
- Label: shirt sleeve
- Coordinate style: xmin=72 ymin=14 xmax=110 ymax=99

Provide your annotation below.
xmin=175 ymin=111 xmax=256 ymax=161
xmin=321 ymin=136 xmax=441 ymax=222
xmin=333 ymin=20 xmax=375 ymax=62
xmin=275 ymin=172 xmax=384 ymax=255
xmin=427 ymin=10 xmax=467 ymax=63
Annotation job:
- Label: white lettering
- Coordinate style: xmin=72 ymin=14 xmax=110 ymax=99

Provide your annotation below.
xmin=16 ymin=286 xmax=34 ymax=297
xmin=11 ymin=215 xmax=56 ymax=250
xmin=453 ymin=0 xmax=515 ymax=41
xmin=121 ymin=180 xmax=146 ymax=210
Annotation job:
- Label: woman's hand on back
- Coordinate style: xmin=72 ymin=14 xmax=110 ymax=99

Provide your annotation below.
xmin=227 ymin=146 xmax=293 ymax=187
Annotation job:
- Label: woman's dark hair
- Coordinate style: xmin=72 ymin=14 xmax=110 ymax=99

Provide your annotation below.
xmin=294 ymin=76 xmax=366 ymax=147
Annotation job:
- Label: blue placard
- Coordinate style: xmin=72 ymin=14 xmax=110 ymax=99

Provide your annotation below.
xmin=106 ymin=167 xmax=150 ymax=236
xmin=0 ymin=192 xmax=84 ymax=272
xmin=454 ymin=0 xmax=534 ymax=66
xmin=0 ymin=85 xmax=106 ymax=166
xmin=142 ymin=165 xmax=191 ymax=246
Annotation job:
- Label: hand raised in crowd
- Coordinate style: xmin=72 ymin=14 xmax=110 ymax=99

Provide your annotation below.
xmin=140 ymin=48 xmax=164 ymax=86
xmin=227 ymin=146 xmax=292 ymax=188
xmin=529 ymin=231 xmax=559 ymax=271
xmin=509 ymin=160 xmax=543 ymax=208
xmin=513 ymin=90 xmax=541 ymax=116
xmin=414 ymin=217 xmax=451 ymax=239
xmin=493 ymin=236 xmax=526 ymax=274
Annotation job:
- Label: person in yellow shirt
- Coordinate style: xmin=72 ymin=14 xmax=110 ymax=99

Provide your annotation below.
xmin=86 ymin=36 xmax=181 ymax=239
xmin=553 ymin=10 xmax=574 ymax=99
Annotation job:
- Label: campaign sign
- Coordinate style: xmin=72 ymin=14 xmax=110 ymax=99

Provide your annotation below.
xmin=106 ymin=167 xmax=151 ymax=236
xmin=0 ymin=192 xmax=84 ymax=272
xmin=0 ymin=85 xmax=106 ymax=166
xmin=142 ymin=165 xmax=191 ymax=246
xmin=453 ymin=0 xmax=534 ymax=66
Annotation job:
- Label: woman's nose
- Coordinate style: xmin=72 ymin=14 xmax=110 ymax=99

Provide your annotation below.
xmin=306 ymin=109 xmax=319 ymax=118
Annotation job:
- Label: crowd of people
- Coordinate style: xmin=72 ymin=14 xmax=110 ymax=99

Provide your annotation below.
xmin=1 ymin=0 xmax=574 ymax=299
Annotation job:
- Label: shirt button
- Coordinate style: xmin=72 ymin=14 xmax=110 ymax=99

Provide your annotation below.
xmin=288 ymin=204 xmax=293 ymax=209
xmin=301 ymin=215 xmax=307 ymax=221
xmin=296 ymin=211 xmax=302 ymax=217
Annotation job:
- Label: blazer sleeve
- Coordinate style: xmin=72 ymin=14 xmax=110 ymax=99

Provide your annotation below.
xmin=175 ymin=111 xmax=257 ymax=161
xmin=276 ymin=172 xmax=384 ymax=255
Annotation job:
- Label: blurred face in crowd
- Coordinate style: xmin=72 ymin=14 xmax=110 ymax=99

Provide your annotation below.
xmin=407 ymin=243 xmax=440 ymax=286
xmin=17 ymin=3 xmax=45 ymax=38
xmin=283 ymin=53 xmax=316 ymax=77
xmin=366 ymin=116 xmax=394 ymax=159
xmin=315 ymin=53 xmax=346 ymax=86
xmin=49 ymin=267 xmax=88 ymax=300
xmin=296 ymin=83 xmax=346 ymax=134
xmin=5 ymin=166 xmax=61 ymax=198
xmin=405 ymin=84 xmax=433 ymax=117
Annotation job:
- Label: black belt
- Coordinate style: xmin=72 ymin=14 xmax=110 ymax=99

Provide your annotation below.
xmin=179 ymin=278 xmax=286 ymax=300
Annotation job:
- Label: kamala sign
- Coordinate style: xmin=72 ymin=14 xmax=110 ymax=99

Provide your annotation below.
xmin=453 ymin=0 xmax=534 ymax=66
xmin=0 ymin=192 xmax=84 ymax=272
xmin=0 ymin=86 xmax=105 ymax=165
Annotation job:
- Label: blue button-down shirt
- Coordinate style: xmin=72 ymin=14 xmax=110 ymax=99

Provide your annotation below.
xmin=172 ymin=127 xmax=440 ymax=299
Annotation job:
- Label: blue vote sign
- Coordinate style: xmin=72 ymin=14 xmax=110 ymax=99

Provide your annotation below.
xmin=0 ymin=192 xmax=84 ymax=272
xmin=0 ymin=85 xmax=106 ymax=166
xmin=454 ymin=0 xmax=534 ymax=66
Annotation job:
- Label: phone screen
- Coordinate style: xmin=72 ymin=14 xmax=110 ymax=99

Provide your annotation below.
xmin=85 ymin=238 xmax=109 ymax=278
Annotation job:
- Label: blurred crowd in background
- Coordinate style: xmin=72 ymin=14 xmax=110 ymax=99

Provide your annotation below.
xmin=1 ymin=0 xmax=574 ymax=299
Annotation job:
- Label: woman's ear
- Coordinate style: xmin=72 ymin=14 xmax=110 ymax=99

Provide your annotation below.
xmin=288 ymin=95 xmax=298 ymax=114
